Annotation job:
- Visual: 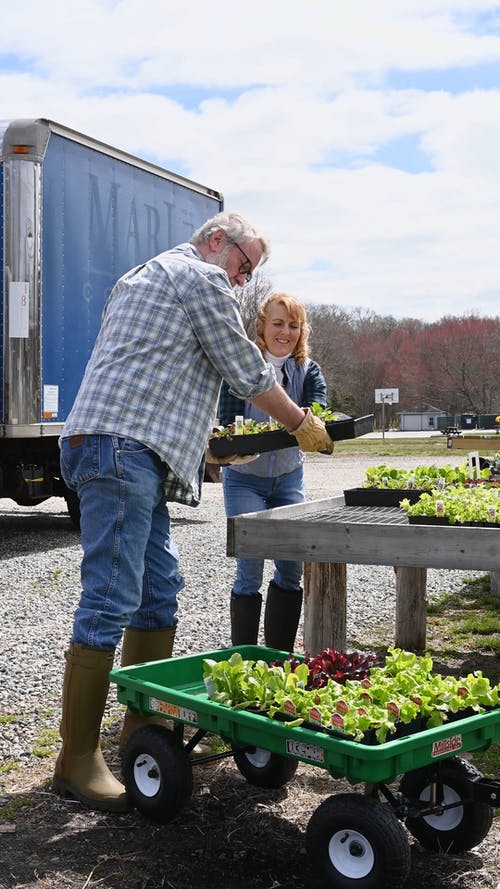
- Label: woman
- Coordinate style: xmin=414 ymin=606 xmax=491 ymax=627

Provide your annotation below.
xmin=219 ymin=292 xmax=329 ymax=652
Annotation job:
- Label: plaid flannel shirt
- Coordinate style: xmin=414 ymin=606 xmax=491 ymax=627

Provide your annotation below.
xmin=61 ymin=243 xmax=275 ymax=504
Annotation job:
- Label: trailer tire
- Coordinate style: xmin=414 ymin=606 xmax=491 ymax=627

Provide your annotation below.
xmin=306 ymin=793 xmax=410 ymax=889
xmin=400 ymin=757 xmax=493 ymax=852
xmin=122 ymin=725 xmax=193 ymax=823
xmin=232 ymin=746 xmax=298 ymax=788
xmin=64 ymin=489 xmax=81 ymax=530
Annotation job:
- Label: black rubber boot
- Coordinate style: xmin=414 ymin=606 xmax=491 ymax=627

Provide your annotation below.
xmin=264 ymin=581 xmax=303 ymax=653
xmin=230 ymin=593 xmax=262 ymax=645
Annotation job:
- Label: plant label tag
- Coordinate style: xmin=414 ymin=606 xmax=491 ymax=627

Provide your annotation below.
xmin=387 ymin=701 xmax=400 ymax=717
xmin=283 ymin=699 xmax=297 ymax=716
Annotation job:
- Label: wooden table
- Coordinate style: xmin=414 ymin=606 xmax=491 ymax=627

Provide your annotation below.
xmin=227 ymin=496 xmax=500 ymax=653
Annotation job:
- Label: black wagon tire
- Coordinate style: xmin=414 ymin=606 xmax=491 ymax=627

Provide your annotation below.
xmin=232 ymin=745 xmax=298 ymax=788
xmin=306 ymin=793 xmax=411 ymax=889
xmin=399 ymin=757 xmax=493 ymax=852
xmin=122 ymin=725 xmax=193 ymax=823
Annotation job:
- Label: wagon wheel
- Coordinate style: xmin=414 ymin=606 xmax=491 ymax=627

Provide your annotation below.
xmin=232 ymin=745 xmax=298 ymax=788
xmin=122 ymin=725 xmax=193 ymax=823
xmin=306 ymin=792 xmax=411 ymax=889
xmin=399 ymin=756 xmax=493 ymax=852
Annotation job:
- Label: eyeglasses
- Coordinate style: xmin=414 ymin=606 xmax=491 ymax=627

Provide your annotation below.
xmin=230 ymin=240 xmax=253 ymax=283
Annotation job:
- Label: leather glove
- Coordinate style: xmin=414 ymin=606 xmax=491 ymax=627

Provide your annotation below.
xmin=291 ymin=408 xmax=334 ymax=454
xmin=205 ymin=446 xmax=260 ymax=466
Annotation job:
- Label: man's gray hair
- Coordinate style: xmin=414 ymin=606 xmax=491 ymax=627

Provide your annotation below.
xmin=191 ymin=212 xmax=270 ymax=264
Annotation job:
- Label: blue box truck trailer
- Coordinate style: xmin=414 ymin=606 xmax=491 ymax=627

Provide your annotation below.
xmin=0 ymin=118 xmax=223 ymax=525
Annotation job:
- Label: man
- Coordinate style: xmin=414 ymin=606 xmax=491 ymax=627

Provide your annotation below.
xmin=53 ymin=212 xmax=333 ymax=813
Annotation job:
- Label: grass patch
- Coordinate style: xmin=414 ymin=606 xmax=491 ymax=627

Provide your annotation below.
xmin=423 ymin=573 xmax=500 ymax=786
xmin=32 ymin=727 xmax=59 ymax=758
xmin=426 ymin=579 xmax=500 ymax=662
xmin=0 ymin=795 xmax=35 ymax=821
xmin=333 ymin=435 xmax=497 ymax=458
xmin=471 ymin=742 xmax=500 ymax=780
xmin=0 ymin=760 xmax=19 ymax=776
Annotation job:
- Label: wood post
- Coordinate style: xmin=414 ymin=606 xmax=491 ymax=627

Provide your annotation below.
xmin=303 ymin=562 xmax=347 ymax=654
xmin=489 ymin=572 xmax=500 ymax=597
xmin=394 ymin=566 xmax=427 ymax=651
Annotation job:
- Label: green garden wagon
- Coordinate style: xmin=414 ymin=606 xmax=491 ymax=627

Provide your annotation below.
xmin=110 ymin=645 xmax=500 ymax=889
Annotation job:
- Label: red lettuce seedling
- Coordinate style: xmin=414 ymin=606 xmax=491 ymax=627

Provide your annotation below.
xmin=273 ymin=648 xmax=377 ymax=689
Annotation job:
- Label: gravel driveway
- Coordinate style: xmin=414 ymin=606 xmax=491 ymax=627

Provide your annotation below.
xmin=0 ymin=450 xmax=483 ymax=763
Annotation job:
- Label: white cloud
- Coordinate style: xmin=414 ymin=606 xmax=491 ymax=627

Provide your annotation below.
xmin=1 ymin=0 xmax=500 ymax=320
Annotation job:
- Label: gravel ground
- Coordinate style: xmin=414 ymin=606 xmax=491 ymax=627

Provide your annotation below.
xmin=0 ymin=451 xmax=484 ymax=763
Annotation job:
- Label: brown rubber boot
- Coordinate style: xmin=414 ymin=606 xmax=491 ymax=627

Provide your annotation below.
xmin=119 ymin=626 xmax=176 ymax=749
xmin=230 ymin=593 xmax=262 ymax=645
xmin=264 ymin=581 xmax=303 ymax=653
xmin=52 ymin=643 xmax=130 ymax=813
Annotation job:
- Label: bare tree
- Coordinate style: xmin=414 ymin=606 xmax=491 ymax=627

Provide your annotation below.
xmin=232 ymin=272 xmax=273 ymax=336
xmin=420 ymin=315 xmax=500 ymax=414
xmin=231 ymin=288 xmax=500 ymax=422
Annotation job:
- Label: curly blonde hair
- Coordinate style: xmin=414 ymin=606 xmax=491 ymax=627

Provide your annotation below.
xmin=255 ymin=292 xmax=310 ymax=366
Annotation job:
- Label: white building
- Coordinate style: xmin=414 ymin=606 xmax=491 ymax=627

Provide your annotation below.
xmin=398 ymin=403 xmax=444 ymax=432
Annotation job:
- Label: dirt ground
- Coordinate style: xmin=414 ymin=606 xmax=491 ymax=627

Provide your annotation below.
xmin=1 ymin=732 xmax=499 ymax=889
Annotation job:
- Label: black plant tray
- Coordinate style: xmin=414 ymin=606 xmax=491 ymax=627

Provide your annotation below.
xmin=344 ymin=487 xmax=424 ymax=507
xmin=209 ymin=414 xmax=374 ymax=458
xmin=248 ymin=707 xmax=432 ymax=745
xmin=408 ymin=516 xmax=500 ymax=528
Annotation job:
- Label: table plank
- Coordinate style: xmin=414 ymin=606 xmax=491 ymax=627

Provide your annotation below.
xmin=227 ymin=499 xmax=500 ymax=571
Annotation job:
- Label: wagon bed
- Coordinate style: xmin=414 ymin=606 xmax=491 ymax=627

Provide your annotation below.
xmin=110 ymin=644 xmax=500 ymax=785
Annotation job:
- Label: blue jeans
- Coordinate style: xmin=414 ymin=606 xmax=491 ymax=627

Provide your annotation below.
xmin=222 ymin=465 xmax=305 ymax=596
xmin=60 ymin=434 xmax=184 ymax=649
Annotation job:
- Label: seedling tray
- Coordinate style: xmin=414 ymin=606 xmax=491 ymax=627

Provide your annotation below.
xmin=110 ymin=644 xmax=500 ymax=786
xmin=408 ymin=516 xmax=500 ymax=528
xmin=344 ymin=488 xmax=423 ymax=507
xmin=209 ymin=414 xmax=374 ymax=458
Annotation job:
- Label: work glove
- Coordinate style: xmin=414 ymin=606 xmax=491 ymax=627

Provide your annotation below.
xmin=205 ymin=446 xmax=260 ymax=466
xmin=291 ymin=408 xmax=334 ymax=454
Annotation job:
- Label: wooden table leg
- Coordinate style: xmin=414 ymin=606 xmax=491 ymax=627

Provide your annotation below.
xmin=394 ymin=566 xmax=427 ymax=651
xmin=303 ymin=562 xmax=347 ymax=654
xmin=489 ymin=572 xmax=500 ymax=597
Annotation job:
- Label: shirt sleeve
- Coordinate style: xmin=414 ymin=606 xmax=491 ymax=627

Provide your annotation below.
xmin=180 ymin=264 xmax=276 ymax=399
xmin=218 ymin=380 xmax=245 ymax=427
xmin=302 ymin=360 xmax=328 ymax=407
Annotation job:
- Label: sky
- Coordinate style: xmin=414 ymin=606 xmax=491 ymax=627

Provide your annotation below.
xmin=1 ymin=0 xmax=500 ymax=322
